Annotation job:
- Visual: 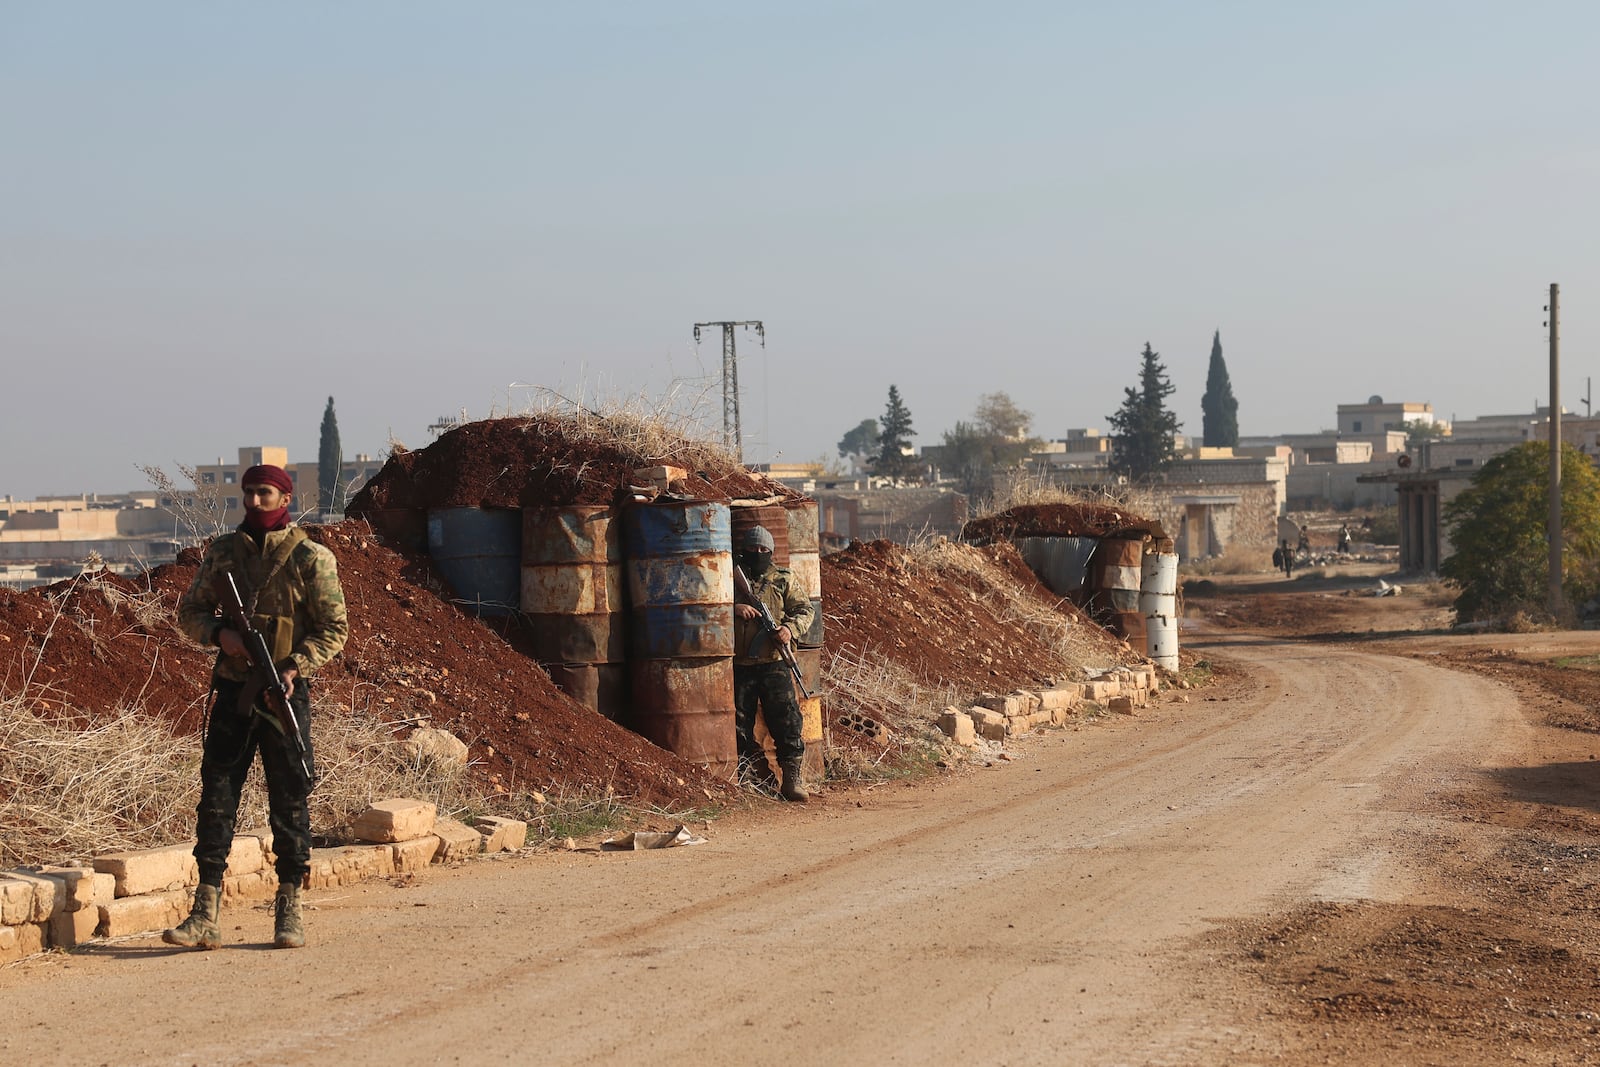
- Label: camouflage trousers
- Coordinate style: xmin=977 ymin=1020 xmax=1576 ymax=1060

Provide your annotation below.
xmin=733 ymin=661 xmax=805 ymax=770
xmin=193 ymin=677 xmax=314 ymax=889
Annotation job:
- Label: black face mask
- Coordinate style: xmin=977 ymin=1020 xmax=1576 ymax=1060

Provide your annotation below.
xmin=740 ymin=551 xmax=773 ymax=576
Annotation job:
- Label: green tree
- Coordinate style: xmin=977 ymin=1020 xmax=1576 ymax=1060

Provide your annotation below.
xmin=1440 ymin=441 xmax=1600 ymax=621
xmin=1404 ymin=418 xmax=1446 ymax=450
xmin=318 ymin=396 xmax=342 ymax=514
xmin=836 ymin=418 xmax=879 ymax=467
xmin=1107 ymin=343 xmax=1182 ymax=482
xmin=1200 ymin=330 xmax=1239 ymax=448
xmin=875 ymin=385 xmax=917 ymax=480
xmin=939 ymin=392 xmax=1042 ymax=495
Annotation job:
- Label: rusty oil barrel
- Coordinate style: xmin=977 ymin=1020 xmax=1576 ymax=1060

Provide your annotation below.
xmin=1090 ymin=538 xmax=1143 ymax=614
xmin=731 ymin=503 xmax=790 ymax=565
xmin=784 ymin=498 xmax=824 ymax=648
xmin=521 ymin=505 xmax=631 ymax=720
xmin=623 ymin=499 xmax=736 ymax=777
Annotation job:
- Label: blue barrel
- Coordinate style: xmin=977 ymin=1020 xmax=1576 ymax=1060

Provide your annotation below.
xmin=623 ymin=500 xmax=734 ymax=659
xmin=623 ymin=499 xmax=736 ymax=777
xmin=427 ymin=508 xmax=522 ymax=617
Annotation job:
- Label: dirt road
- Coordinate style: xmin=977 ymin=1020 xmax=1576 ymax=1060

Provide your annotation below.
xmin=0 ymin=633 xmax=1528 ymax=1066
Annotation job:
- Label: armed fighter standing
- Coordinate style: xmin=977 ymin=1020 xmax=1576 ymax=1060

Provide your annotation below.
xmin=732 ymin=525 xmax=815 ymax=802
xmin=166 ymin=464 xmax=348 ymax=950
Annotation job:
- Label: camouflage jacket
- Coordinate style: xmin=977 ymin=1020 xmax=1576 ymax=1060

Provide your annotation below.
xmin=177 ymin=525 xmax=350 ymax=682
xmin=734 ymin=566 xmax=815 ymax=665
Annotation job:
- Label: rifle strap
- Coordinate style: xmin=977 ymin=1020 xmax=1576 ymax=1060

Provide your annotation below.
xmin=230 ymin=528 xmax=309 ymax=614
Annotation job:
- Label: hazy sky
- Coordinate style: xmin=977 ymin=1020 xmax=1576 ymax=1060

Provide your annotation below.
xmin=5 ymin=2 xmax=1598 ymax=499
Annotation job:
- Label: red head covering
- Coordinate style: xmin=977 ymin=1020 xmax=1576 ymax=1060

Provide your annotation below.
xmin=242 ymin=465 xmax=293 ymax=494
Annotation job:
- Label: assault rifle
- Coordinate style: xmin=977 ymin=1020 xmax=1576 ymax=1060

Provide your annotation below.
xmin=217 ymin=572 xmax=316 ymax=787
xmin=732 ymin=564 xmax=811 ymax=699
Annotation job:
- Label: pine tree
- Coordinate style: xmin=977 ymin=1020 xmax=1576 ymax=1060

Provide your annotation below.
xmin=318 ymin=396 xmax=342 ymax=515
xmin=1107 ymin=343 xmax=1182 ymax=482
xmin=876 ymin=385 xmax=917 ymax=480
xmin=1200 ymin=329 xmax=1240 ymax=448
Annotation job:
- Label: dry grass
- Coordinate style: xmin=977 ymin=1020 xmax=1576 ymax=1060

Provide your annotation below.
xmin=978 ymin=470 xmax=1156 ymax=522
xmin=0 ymin=682 xmax=663 ymax=867
xmin=907 ymin=538 xmax=1110 ymax=673
xmin=513 ymin=386 xmax=753 ymax=488
xmin=1179 ymin=543 xmax=1266 ymax=577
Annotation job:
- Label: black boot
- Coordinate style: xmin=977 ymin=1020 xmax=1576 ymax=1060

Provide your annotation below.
xmin=779 ymin=759 xmax=809 ymax=803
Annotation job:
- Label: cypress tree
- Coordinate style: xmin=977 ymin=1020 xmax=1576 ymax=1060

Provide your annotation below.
xmin=1200 ymin=329 xmax=1240 ymax=448
xmin=318 ymin=396 xmax=342 ymax=514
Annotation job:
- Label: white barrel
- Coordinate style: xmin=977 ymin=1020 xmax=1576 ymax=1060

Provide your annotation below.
xmin=1145 ymin=611 xmax=1178 ymax=670
xmin=1138 ymin=590 xmax=1175 ymax=618
xmin=1139 ymin=552 xmax=1178 ymax=596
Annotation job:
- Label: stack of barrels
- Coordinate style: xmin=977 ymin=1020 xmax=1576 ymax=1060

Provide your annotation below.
xmin=425 ymin=496 xmax=826 ymax=782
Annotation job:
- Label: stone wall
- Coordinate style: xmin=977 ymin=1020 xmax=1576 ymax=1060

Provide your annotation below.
xmin=0 ymin=801 xmax=527 ymax=963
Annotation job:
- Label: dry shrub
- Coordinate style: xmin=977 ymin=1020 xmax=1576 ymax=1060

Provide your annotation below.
xmin=821 ymin=644 xmax=956 ymax=782
xmin=515 ymin=385 xmax=749 ymax=485
xmin=0 ymin=697 xmax=198 ymax=865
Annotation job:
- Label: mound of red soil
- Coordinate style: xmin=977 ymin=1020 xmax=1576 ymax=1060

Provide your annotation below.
xmin=962 ymin=503 xmax=1167 ymax=543
xmin=819 ymin=539 xmax=1137 ymax=701
xmin=0 ymin=522 xmax=735 ymax=808
xmin=0 ymin=570 xmax=213 ymax=725
xmin=349 ymin=416 xmax=795 ymax=512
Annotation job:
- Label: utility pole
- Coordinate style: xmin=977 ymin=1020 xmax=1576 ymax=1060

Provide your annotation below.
xmin=693 ymin=320 xmax=764 ymax=461
xmin=1547 ymin=283 xmax=1562 ymax=615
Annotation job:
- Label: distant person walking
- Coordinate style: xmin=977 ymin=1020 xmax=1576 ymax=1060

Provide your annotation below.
xmin=1338 ymin=523 xmax=1353 ymax=555
xmin=166 ymin=465 xmax=348 ymax=951
xmin=1297 ymin=525 xmax=1311 ymax=556
xmin=1274 ymin=539 xmax=1295 ymax=578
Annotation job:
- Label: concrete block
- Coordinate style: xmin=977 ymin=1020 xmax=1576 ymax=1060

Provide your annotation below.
xmin=391 ymin=836 xmax=440 ymax=874
xmin=50 ymin=905 xmax=99 ymax=949
xmin=13 ymin=921 xmax=46 ymax=958
xmin=432 ymin=818 xmax=483 ymax=864
xmin=968 ymin=707 xmax=1006 ymax=728
xmin=1038 ymin=688 xmax=1080 ymax=712
xmin=0 ymin=876 xmax=37 ymax=925
xmin=0 ymin=924 xmax=17 ymax=964
xmin=307 ymin=845 xmax=395 ymax=890
xmin=225 ymin=835 xmax=264 ymax=877
xmin=1049 ymin=705 xmax=1074 ymax=726
xmin=91 ymin=872 xmax=116 ymax=909
xmin=978 ymin=720 xmax=1007 ymax=743
xmin=1027 ymin=710 xmax=1054 ymax=728
xmin=632 ymin=465 xmax=687 ymax=491
xmin=1108 ymin=696 xmax=1137 ymax=715
xmin=94 ymin=845 xmax=197 ymax=898
xmin=975 ymin=692 xmax=1039 ymax=717
xmin=475 ymin=816 xmax=528 ymax=853
xmin=98 ymin=891 xmax=188 ymax=938
xmin=222 ymin=870 xmax=278 ymax=901
xmin=352 ymin=799 xmax=438 ymax=844
xmin=2 ymin=871 xmax=62 ymax=921
xmin=1082 ymin=680 xmax=1119 ymax=702
xmin=1147 ymin=670 xmax=1161 ymax=694
xmin=1005 ymin=715 xmax=1032 ymax=735
xmin=936 ymin=709 xmax=977 ymax=747
xmin=37 ymin=865 xmax=98 ymax=912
